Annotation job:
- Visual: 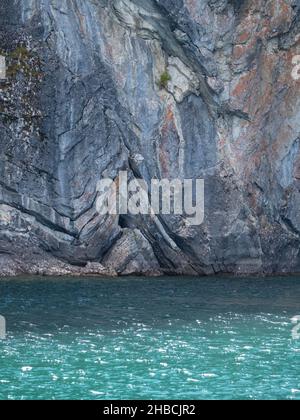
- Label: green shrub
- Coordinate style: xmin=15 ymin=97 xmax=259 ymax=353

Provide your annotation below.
xmin=159 ymin=71 xmax=171 ymax=89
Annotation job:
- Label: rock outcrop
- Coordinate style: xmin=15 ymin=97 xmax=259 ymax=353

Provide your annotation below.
xmin=0 ymin=0 xmax=300 ymax=277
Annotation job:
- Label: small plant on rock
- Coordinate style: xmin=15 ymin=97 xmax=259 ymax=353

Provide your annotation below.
xmin=159 ymin=71 xmax=171 ymax=89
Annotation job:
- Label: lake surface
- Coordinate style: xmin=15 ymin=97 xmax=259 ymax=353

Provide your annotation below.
xmin=0 ymin=276 xmax=299 ymax=400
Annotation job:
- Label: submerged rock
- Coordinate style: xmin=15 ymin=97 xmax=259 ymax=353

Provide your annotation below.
xmin=0 ymin=0 xmax=300 ymax=277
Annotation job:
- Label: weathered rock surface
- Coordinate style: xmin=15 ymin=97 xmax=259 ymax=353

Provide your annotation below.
xmin=0 ymin=0 xmax=300 ymax=277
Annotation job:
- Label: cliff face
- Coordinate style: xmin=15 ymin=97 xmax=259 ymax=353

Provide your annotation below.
xmin=0 ymin=0 xmax=300 ymax=277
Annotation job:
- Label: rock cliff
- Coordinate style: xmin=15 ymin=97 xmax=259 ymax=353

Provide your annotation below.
xmin=0 ymin=0 xmax=300 ymax=276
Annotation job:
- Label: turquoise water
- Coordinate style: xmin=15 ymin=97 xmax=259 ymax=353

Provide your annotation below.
xmin=0 ymin=276 xmax=299 ymax=400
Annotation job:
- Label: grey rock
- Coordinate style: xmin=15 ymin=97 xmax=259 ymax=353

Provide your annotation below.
xmin=103 ymin=228 xmax=162 ymax=276
xmin=0 ymin=0 xmax=300 ymax=277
